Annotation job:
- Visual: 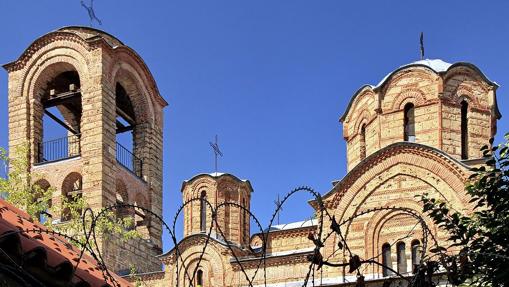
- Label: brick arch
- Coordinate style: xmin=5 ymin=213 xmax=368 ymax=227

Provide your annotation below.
xmin=362 ymin=199 xmax=437 ymax=261
xmin=380 ymin=68 xmax=437 ymax=96
xmin=391 ymin=89 xmax=427 ymax=112
xmin=110 ymin=61 xmax=155 ymax=126
xmin=115 ymin=178 xmax=133 ymax=220
xmin=18 ymin=47 xmax=90 ymax=162
xmin=353 ymin=109 xmax=373 ymax=136
xmin=369 ymin=211 xmax=421 ymax=275
xmin=33 ymin=178 xmax=51 ymax=191
xmin=380 ymin=68 xmax=438 ymax=111
xmin=22 ymin=46 xmax=90 ymax=102
xmin=61 ymin=172 xmax=83 ymax=220
xmin=326 ymin=144 xmax=471 ymax=218
xmin=343 ymin=88 xmax=376 ymax=125
xmin=174 ymin=240 xmax=227 ymax=287
xmin=189 ymin=178 xmax=217 ymax=201
xmin=443 ymin=67 xmax=490 ymax=110
xmin=115 ymin=178 xmax=129 ymax=203
xmin=61 ymin=172 xmax=82 ymax=195
xmin=4 ymin=32 xmax=91 ymax=73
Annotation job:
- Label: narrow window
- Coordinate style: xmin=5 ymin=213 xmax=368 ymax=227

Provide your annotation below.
xmin=242 ymin=198 xmax=248 ymax=243
xmin=382 ymin=243 xmax=392 ymax=277
xmin=397 ymin=242 xmax=407 ymax=274
xmin=200 ymin=191 xmax=207 ymax=232
xmin=359 ymin=124 xmax=366 ymax=160
xmin=404 ymin=103 xmax=415 ymax=142
xmin=197 ymin=269 xmax=203 ymax=287
xmin=461 ymin=101 xmax=468 ymax=159
xmin=411 ymin=240 xmax=421 ymax=273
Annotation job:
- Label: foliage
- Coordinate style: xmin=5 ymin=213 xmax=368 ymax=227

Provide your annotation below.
xmin=421 ymin=133 xmax=509 ymax=287
xmin=0 ymin=145 xmax=53 ymax=221
xmin=0 ymin=143 xmax=140 ymax=248
xmin=129 ymin=265 xmax=143 ymax=287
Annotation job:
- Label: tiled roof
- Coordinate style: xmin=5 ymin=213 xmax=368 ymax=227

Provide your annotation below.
xmin=0 ymin=199 xmax=132 ymax=287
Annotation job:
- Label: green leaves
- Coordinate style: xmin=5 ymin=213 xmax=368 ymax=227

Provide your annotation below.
xmin=420 ymin=135 xmax=509 ymax=287
xmin=0 ymin=143 xmax=141 ymax=266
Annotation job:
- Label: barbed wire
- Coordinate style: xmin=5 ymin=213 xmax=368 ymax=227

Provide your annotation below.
xmin=0 ymin=184 xmax=467 ymax=287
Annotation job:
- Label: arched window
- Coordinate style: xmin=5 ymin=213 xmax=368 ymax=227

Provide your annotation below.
xmin=396 ymin=242 xmax=407 ymax=274
xmin=33 ymin=179 xmax=52 ymax=224
xmin=242 ymin=198 xmax=248 ymax=243
xmin=359 ymin=124 xmax=366 ymax=160
xmin=200 ymin=191 xmax=207 ymax=232
xmin=115 ymin=179 xmax=132 ymax=223
xmin=411 ymin=240 xmax=421 ymax=273
xmin=196 ymin=269 xmax=203 ymax=287
xmin=61 ymin=173 xmax=83 ymax=222
xmin=382 ymin=243 xmax=392 ymax=277
xmin=461 ymin=100 xmax=469 ymax=159
xmin=403 ymin=103 xmax=415 ymax=142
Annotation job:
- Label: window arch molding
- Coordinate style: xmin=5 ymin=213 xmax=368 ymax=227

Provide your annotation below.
xmin=115 ymin=178 xmax=132 ymax=219
xmin=110 ymin=64 xmax=155 ymax=125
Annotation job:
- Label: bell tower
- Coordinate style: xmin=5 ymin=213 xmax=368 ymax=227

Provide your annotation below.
xmin=3 ymin=26 xmax=168 ymax=273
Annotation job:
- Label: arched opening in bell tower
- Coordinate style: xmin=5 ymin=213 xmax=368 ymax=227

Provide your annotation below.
xmin=36 ymin=67 xmax=82 ymax=164
xmin=115 ymin=83 xmax=141 ymax=177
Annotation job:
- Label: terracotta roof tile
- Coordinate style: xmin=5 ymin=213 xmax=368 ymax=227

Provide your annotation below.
xmin=0 ymin=199 xmax=132 ymax=287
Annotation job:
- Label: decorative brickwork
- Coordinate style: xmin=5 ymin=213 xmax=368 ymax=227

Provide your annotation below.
xmin=140 ymin=59 xmax=500 ymax=287
xmin=4 ymin=26 xmax=168 ymax=274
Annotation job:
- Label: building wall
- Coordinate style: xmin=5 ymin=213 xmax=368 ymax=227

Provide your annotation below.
xmin=181 ymin=174 xmax=252 ymax=247
xmin=142 ymin=60 xmax=499 ymax=287
xmin=4 ymin=27 xmax=167 ymax=274
xmin=342 ymin=64 xmax=498 ymax=171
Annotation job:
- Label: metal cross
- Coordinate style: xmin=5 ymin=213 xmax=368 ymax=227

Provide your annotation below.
xmin=80 ymin=0 xmax=102 ymax=27
xmin=420 ymin=32 xmax=425 ymax=60
xmin=209 ymin=135 xmax=223 ymax=173
xmin=274 ymin=194 xmax=283 ymax=225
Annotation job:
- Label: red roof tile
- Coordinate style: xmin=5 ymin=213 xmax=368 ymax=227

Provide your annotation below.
xmin=0 ymin=199 xmax=132 ymax=287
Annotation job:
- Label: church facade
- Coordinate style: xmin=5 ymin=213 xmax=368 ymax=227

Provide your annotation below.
xmin=139 ymin=59 xmax=499 ymax=287
xmin=3 ymin=27 xmax=501 ymax=286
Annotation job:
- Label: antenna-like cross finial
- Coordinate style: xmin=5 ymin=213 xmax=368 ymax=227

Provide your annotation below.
xmin=209 ymin=135 xmax=223 ymax=174
xmin=420 ymin=32 xmax=425 ymax=60
xmin=80 ymin=0 xmax=102 ymax=27
xmin=274 ymin=194 xmax=283 ymax=225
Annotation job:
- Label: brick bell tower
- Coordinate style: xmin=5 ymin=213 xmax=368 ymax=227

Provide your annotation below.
xmin=3 ymin=26 xmax=168 ymax=273
xmin=181 ymin=173 xmax=253 ymax=248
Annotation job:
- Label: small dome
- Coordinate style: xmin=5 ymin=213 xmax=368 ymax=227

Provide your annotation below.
xmin=376 ymin=58 xmax=451 ymax=87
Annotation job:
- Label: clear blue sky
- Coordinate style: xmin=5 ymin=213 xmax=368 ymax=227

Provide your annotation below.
xmin=1 ymin=1 xmax=508 ymax=251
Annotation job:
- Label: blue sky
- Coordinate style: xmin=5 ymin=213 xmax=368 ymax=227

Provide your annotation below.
xmin=1 ymin=1 xmax=508 ymax=251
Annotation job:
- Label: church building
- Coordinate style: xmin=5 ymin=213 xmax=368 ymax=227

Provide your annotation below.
xmin=3 ymin=27 xmax=501 ymax=286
